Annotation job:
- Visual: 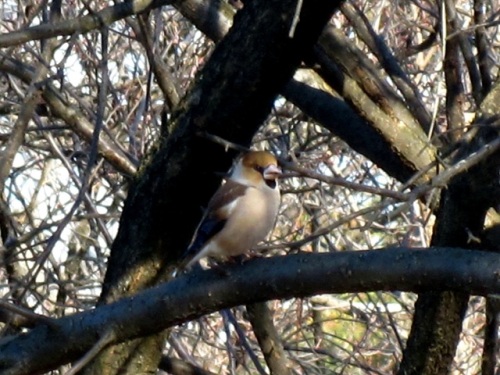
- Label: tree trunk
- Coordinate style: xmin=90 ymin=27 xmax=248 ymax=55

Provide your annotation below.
xmin=82 ymin=1 xmax=341 ymax=373
xmin=398 ymin=81 xmax=500 ymax=375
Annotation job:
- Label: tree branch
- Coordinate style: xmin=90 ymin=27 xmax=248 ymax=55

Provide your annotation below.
xmin=0 ymin=0 xmax=171 ymax=48
xmin=84 ymin=0 xmax=341 ymax=373
xmin=340 ymin=2 xmax=432 ymax=133
xmin=247 ymin=302 xmax=292 ymax=374
xmin=0 ymin=58 xmax=138 ymax=176
xmin=0 ymin=248 xmax=498 ymax=375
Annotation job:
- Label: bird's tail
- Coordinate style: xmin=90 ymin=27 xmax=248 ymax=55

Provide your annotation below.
xmin=171 ymin=241 xmax=200 ymax=277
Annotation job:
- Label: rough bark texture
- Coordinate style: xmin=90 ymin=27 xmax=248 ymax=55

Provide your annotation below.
xmin=315 ymin=30 xmax=436 ymax=184
xmin=0 ymin=0 xmax=498 ymax=373
xmin=175 ymin=0 xmax=438 ymax=185
xmin=0 ymin=247 xmax=498 ymax=374
xmin=81 ymin=1 xmax=342 ymax=374
xmin=247 ymin=302 xmax=292 ymax=375
xmin=398 ymin=82 xmax=500 ymax=375
xmin=442 ymin=0 xmax=466 ymax=143
xmin=283 ymin=79 xmax=421 ymax=183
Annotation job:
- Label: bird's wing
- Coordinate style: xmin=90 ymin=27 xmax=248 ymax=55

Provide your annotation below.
xmin=181 ymin=180 xmax=249 ymax=261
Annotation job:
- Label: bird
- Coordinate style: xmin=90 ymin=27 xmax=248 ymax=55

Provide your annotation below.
xmin=177 ymin=150 xmax=282 ymax=271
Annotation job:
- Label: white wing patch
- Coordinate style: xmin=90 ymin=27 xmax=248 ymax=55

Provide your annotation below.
xmin=217 ymin=197 xmax=239 ymax=218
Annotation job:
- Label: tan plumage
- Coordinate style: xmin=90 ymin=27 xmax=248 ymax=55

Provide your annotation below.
xmin=179 ymin=151 xmax=281 ymax=270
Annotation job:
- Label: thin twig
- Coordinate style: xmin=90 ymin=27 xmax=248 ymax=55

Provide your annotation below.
xmin=282 ymin=162 xmax=407 ymax=201
xmin=0 ymin=0 xmax=167 ymax=48
xmin=429 ymin=136 xmax=500 ymax=187
xmin=288 ymin=0 xmax=303 ymax=38
xmin=0 ymin=301 xmax=56 ymax=328
xmin=64 ymin=329 xmax=117 ymax=375
xmin=197 ymin=131 xmax=248 ymax=153
xmin=221 ymin=309 xmax=268 ymax=375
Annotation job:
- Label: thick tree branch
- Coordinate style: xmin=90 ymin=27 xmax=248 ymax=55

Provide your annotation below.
xmin=312 ymin=40 xmax=436 ymax=185
xmin=84 ymin=0 xmax=341 ymax=373
xmin=283 ymin=78 xmax=429 ymax=184
xmin=340 ymin=2 xmax=432 ymax=134
xmin=247 ymin=302 xmax=292 ymax=374
xmin=398 ymin=92 xmax=500 ymax=374
xmin=2 ymin=0 xmax=439 ymax=188
xmin=442 ymin=0 xmax=467 ymax=143
xmin=172 ymin=0 xmax=235 ymax=41
xmin=0 ymin=248 xmax=498 ymax=375
xmin=474 ymin=0 xmax=493 ymax=96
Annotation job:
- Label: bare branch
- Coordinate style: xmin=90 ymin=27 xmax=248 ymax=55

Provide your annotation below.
xmin=0 ymin=0 xmax=171 ymax=48
xmin=0 ymin=248 xmax=498 ymax=375
xmin=0 ymin=301 xmax=56 ymax=328
xmin=65 ymin=329 xmax=117 ymax=375
xmin=247 ymin=302 xmax=292 ymax=374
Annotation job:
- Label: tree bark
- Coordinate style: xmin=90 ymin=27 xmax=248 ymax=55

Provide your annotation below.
xmin=398 ymin=82 xmax=500 ymax=375
xmin=81 ymin=1 xmax=341 ymax=374
xmin=247 ymin=302 xmax=292 ymax=375
xmin=0 ymin=248 xmax=498 ymax=374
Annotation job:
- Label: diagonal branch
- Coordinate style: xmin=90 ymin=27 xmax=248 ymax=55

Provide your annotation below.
xmin=340 ymin=2 xmax=432 ymax=133
xmin=0 ymin=0 xmax=171 ymax=48
xmin=0 ymin=58 xmax=138 ymax=176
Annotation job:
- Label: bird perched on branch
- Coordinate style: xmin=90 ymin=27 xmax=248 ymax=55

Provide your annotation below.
xmin=178 ymin=151 xmax=282 ymax=271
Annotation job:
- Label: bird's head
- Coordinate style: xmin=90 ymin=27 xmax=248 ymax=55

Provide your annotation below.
xmin=231 ymin=151 xmax=282 ymax=188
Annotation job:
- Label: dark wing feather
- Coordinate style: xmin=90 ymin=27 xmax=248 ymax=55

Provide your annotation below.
xmin=183 ymin=214 xmax=226 ymax=259
xmin=181 ymin=180 xmax=248 ymax=260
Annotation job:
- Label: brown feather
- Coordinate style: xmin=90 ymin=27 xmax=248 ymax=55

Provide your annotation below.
xmin=207 ymin=180 xmax=248 ymax=218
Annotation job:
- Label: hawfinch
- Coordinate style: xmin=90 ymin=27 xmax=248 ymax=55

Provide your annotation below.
xmin=179 ymin=151 xmax=282 ymax=270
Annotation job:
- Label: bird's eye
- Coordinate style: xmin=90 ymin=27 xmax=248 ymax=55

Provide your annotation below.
xmin=254 ymin=165 xmax=265 ymax=174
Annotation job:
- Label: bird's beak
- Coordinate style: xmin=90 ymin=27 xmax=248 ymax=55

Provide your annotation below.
xmin=263 ymin=164 xmax=282 ymax=180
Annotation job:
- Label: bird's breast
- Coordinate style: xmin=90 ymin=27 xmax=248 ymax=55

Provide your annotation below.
xmin=212 ymin=187 xmax=279 ymax=257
